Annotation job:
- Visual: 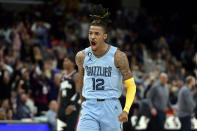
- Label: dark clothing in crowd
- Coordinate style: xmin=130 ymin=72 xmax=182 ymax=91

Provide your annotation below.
xmin=0 ymin=70 xmax=11 ymax=100
xmin=148 ymin=82 xmax=172 ymax=112
xmin=14 ymin=95 xmax=31 ymax=119
xmin=177 ymin=85 xmax=196 ymax=131
xmin=57 ymin=72 xmax=80 ymax=131
xmin=147 ymin=82 xmax=172 ymax=131
xmin=177 ymin=85 xmax=196 ymax=117
xmin=147 ymin=110 xmax=166 ymax=131
xmin=179 ymin=116 xmax=191 ymax=131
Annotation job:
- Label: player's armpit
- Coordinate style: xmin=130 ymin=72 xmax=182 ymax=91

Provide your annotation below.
xmin=114 ymin=50 xmax=132 ymax=80
xmin=75 ymin=50 xmax=86 ymax=103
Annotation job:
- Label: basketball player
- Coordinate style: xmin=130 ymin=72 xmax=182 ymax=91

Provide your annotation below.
xmin=57 ymin=55 xmax=80 ymax=131
xmin=76 ymin=5 xmax=136 ymax=131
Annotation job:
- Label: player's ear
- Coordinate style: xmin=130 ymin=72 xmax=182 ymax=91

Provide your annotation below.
xmin=104 ymin=33 xmax=107 ymax=40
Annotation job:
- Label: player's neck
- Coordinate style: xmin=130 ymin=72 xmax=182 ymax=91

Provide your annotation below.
xmin=93 ymin=42 xmax=109 ymax=56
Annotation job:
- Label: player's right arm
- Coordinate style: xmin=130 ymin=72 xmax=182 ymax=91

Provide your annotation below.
xmin=56 ymin=87 xmax=61 ymax=118
xmin=75 ymin=50 xmax=86 ymax=103
xmin=56 ymin=73 xmax=65 ymax=119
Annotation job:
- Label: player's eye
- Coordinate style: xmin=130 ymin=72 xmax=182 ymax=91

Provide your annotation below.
xmin=95 ymin=32 xmax=99 ymax=35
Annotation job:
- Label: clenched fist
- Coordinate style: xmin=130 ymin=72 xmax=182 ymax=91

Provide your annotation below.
xmin=118 ymin=111 xmax=128 ymax=122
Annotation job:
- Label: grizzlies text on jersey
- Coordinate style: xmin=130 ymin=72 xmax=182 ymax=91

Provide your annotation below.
xmin=83 ymin=45 xmax=123 ymax=99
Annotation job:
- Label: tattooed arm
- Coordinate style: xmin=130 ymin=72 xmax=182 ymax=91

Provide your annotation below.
xmin=115 ymin=50 xmax=136 ymax=122
xmin=75 ymin=50 xmax=86 ymax=103
xmin=114 ymin=50 xmax=133 ymax=80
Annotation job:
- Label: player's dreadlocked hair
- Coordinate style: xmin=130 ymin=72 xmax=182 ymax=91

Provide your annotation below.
xmin=89 ymin=4 xmax=110 ymax=33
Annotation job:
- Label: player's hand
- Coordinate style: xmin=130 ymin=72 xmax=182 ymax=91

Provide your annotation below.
xmin=118 ymin=111 xmax=128 ymax=122
xmin=151 ymin=108 xmax=157 ymax=116
xmin=65 ymin=105 xmax=76 ymax=115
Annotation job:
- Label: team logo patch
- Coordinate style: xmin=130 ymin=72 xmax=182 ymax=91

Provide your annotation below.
xmin=88 ymin=52 xmax=92 ymax=61
xmin=88 ymin=52 xmax=92 ymax=56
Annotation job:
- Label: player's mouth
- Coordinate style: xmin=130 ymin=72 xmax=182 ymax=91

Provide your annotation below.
xmin=91 ymin=41 xmax=97 ymax=49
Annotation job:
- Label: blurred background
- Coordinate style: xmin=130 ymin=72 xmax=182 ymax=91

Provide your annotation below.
xmin=0 ymin=0 xmax=197 ymax=131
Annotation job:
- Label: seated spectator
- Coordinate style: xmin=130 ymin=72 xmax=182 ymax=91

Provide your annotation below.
xmin=6 ymin=109 xmax=13 ymax=120
xmin=25 ymin=93 xmax=37 ymax=116
xmin=14 ymin=93 xmax=31 ymax=120
xmin=0 ymin=68 xmax=11 ymax=100
xmin=0 ymin=99 xmax=9 ymax=114
xmin=46 ymin=100 xmax=57 ymax=131
xmin=0 ymin=108 xmax=5 ymax=120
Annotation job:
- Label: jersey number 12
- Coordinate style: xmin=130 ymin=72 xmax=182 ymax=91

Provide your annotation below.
xmin=92 ymin=78 xmax=104 ymax=90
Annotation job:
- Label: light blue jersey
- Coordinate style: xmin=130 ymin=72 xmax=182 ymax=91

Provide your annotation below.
xmin=78 ymin=45 xmax=123 ymax=131
xmin=83 ymin=45 xmax=123 ymax=99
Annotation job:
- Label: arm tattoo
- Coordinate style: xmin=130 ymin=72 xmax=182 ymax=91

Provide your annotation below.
xmin=115 ymin=50 xmax=133 ymax=80
xmin=75 ymin=50 xmax=85 ymax=102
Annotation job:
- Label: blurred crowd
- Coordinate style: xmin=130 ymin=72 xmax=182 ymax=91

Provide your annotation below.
xmin=0 ymin=0 xmax=197 ymax=129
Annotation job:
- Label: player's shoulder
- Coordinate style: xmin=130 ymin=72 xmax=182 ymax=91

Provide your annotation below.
xmin=114 ymin=49 xmax=127 ymax=62
xmin=115 ymin=49 xmax=126 ymax=57
xmin=114 ymin=49 xmax=128 ymax=67
xmin=76 ymin=49 xmax=85 ymax=58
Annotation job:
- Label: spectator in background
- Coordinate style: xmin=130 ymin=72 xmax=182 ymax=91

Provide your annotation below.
xmin=194 ymin=67 xmax=197 ymax=119
xmin=0 ymin=64 xmax=11 ymax=100
xmin=79 ymin=15 xmax=89 ymax=48
xmin=31 ymin=21 xmax=51 ymax=38
xmin=0 ymin=99 xmax=13 ymax=120
xmin=0 ymin=108 xmax=5 ymax=120
xmin=155 ymin=52 xmax=165 ymax=72
xmin=47 ymin=73 xmax=61 ymax=102
xmin=46 ymin=100 xmax=57 ymax=131
xmin=14 ymin=93 xmax=31 ymax=120
xmin=142 ymin=46 xmax=155 ymax=74
xmin=25 ymin=92 xmax=37 ymax=116
xmin=0 ymin=99 xmax=9 ymax=116
xmin=56 ymin=55 xmax=80 ymax=131
xmin=14 ymin=68 xmax=32 ymax=96
xmin=147 ymin=72 xmax=173 ymax=131
xmin=12 ymin=22 xmax=24 ymax=54
xmin=177 ymin=76 xmax=196 ymax=131
xmin=6 ymin=109 xmax=13 ymax=120
xmin=143 ymin=76 xmax=155 ymax=98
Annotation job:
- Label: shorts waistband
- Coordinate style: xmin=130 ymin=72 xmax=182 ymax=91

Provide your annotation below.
xmin=86 ymin=98 xmax=118 ymax=102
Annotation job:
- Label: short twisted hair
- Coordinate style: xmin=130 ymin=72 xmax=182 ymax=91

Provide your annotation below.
xmin=89 ymin=4 xmax=110 ymax=33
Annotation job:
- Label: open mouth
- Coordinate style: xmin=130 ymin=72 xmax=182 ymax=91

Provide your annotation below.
xmin=91 ymin=41 xmax=96 ymax=46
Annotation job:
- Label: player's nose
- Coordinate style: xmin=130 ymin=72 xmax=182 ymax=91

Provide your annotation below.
xmin=91 ymin=33 xmax=96 ymax=39
xmin=92 ymin=38 xmax=96 ymax=41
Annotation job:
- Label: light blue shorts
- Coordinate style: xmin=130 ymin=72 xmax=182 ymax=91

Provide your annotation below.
xmin=77 ymin=99 xmax=123 ymax=131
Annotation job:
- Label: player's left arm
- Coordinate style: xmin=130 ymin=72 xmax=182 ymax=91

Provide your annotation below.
xmin=115 ymin=50 xmax=136 ymax=122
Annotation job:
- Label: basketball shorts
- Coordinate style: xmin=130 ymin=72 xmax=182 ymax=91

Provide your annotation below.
xmin=77 ymin=98 xmax=123 ymax=131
